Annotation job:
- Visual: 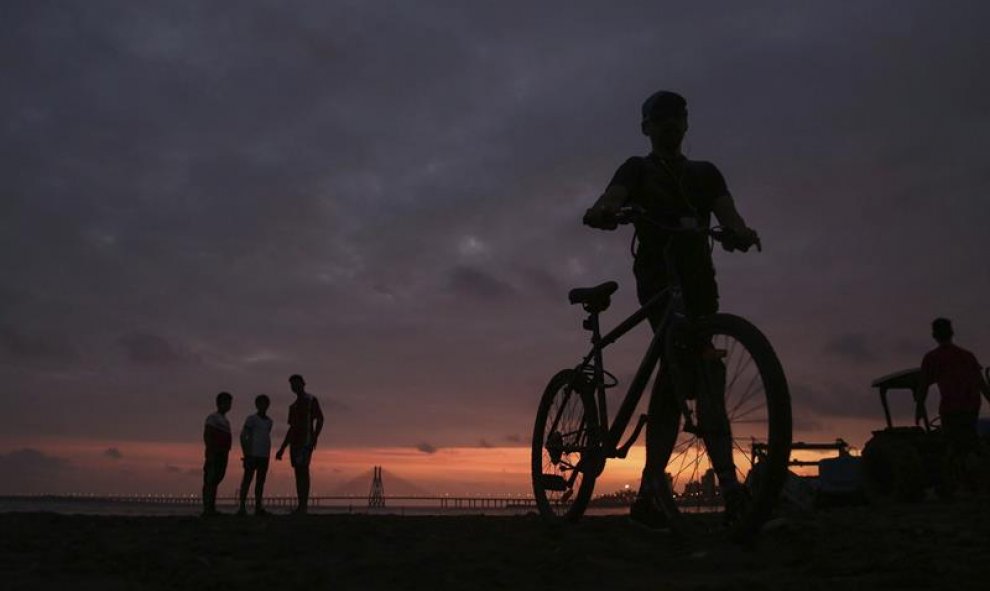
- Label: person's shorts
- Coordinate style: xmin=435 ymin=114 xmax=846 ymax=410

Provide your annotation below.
xmin=634 ymin=254 xmax=718 ymax=322
xmin=244 ymin=456 xmax=270 ymax=474
xmin=290 ymin=445 xmax=313 ymax=468
xmin=203 ymin=451 xmax=229 ymax=486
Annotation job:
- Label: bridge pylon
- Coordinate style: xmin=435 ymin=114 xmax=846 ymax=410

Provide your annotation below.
xmin=368 ymin=465 xmax=386 ymax=508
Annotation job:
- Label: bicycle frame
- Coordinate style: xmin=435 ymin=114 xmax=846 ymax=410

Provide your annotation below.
xmin=573 ymin=283 xmax=683 ymax=457
xmin=560 ymin=212 xmax=728 ymax=464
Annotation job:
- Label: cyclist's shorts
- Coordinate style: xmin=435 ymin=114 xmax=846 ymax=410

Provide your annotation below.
xmin=634 ymin=255 xmax=718 ymax=321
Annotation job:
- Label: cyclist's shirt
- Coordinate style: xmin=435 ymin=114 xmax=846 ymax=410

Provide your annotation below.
xmin=287 ymin=394 xmax=323 ymax=448
xmin=921 ymin=343 xmax=984 ymax=414
xmin=606 ymin=154 xmax=731 ymax=317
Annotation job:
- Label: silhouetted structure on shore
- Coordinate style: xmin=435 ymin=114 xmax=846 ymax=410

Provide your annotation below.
xmin=368 ymin=466 xmax=386 ymax=508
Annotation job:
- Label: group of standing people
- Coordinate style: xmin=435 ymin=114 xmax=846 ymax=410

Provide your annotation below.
xmin=202 ymin=374 xmax=324 ymax=517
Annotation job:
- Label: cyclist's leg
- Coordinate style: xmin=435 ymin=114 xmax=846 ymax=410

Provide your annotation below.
xmin=633 ymin=260 xmax=679 ymax=509
xmin=680 ymin=257 xmax=740 ymax=491
xmin=638 ymin=372 xmax=680 ymax=500
xmin=694 ymin=355 xmax=740 ymax=490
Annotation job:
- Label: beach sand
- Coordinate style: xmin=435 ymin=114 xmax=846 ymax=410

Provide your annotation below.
xmin=3 ymin=499 xmax=989 ymax=590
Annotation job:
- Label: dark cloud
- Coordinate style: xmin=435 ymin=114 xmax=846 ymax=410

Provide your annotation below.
xmin=893 ymin=337 xmax=930 ymax=358
xmin=103 ymin=447 xmax=123 ymax=460
xmin=516 ymin=266 xmax=565 ymax=303
xmin=0 ymin=448 xmax=72 ymax=493
xmin=117 ymin=332 xmax=188 ymax=365
xmin=446 ymin=266 xmax=514 ymax=301
xmin=415 ymin=443 xmax=438 ymax=454
xmin=791 ymin=410 xmax=825 ymax=435
xmin=478 ymin=439 xmax=494 ymax=448
xmin=164 ymin=464 xmax=182 ymax=474
xmin=792 ymin=382 xmax=881 ymax=422
xmin=1 ymin=0 xmax=988 ymax=462
xmin=320 ymin=397 xmax=351 ymax=413
xmin=823 ymin=333 xmax=877 ymax=364
xmin=0 ymin=325 xmax=76 ymax=364
xmin=0 ymin=448 xmax=69 ymax=472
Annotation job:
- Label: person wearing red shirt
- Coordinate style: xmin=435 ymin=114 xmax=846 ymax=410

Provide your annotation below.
xmin=918 ymin=318 xmax=990 ymax=492
xmin=276 ymin=374 xmax=324 ymax=514
xmin=202 ymin=391 xmax=233 ymax=517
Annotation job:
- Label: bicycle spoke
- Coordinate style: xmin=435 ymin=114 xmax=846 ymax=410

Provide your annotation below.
xmin=731 ymin=404 xmax=766 ymax=424
xmin=728 ymin=373 xmax=762 ymax=417
xmin=547 ymin=388 xmax=574 ymax=436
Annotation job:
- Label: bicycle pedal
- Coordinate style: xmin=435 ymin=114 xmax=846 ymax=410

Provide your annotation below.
xmin=546 ymin=431 xmax=564 ymax=464
xmin=701 ymin=347 xmax=727 ymax=360
xmin=537 ymin=474 xmax=569 ymax=492
xmin=683 ymin=423 xmax=701 ymax=436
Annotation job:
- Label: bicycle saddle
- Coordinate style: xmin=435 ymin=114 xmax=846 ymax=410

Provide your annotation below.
xmin=568 ymin=281 xmax=618 ymax=312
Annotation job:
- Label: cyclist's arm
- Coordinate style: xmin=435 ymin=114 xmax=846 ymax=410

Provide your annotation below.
xmin=584 ymin=186 xmax=628 ymax=229
xmin=713 ymin=193 xmax=760 ymax=249
xmin=593 ymin=185 xmax=629 ymax=212
xmin=712 ymin=193 xmax=750 ymax=234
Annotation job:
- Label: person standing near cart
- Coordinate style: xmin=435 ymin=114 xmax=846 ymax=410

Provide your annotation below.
xmin=276 ymin=374 xmax=324 ymax=514
xmin=917 ymin=318 xmax=990 ymax=493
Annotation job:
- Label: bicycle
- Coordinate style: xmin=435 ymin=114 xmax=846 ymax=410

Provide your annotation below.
xmin=531 ymin=207 xmax=792 ymax=540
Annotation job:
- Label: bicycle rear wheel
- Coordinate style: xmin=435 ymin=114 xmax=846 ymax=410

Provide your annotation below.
xmin=531 ymin=369 xmax=600 ymax=522
xmin=651 ymin=313 xmax=791 ymax=540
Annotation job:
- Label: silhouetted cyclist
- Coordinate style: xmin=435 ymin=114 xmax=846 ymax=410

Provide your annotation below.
xmin=918 ymin=318 xmax=990 ymax=493
xmin=584 ymin=91 xmax=761 ymax=529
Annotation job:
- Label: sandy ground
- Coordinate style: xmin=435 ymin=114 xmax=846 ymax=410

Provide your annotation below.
xmin=2 ymin=499 xmax=989 ymax=591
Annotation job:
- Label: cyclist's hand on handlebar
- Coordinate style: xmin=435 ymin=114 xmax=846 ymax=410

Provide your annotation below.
xmin=583 ymin=206 xmax=619 ymax=230
xmin=720 ymin=226 xmax=762 ymax=253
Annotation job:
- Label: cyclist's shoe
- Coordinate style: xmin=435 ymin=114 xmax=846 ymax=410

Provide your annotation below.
xmin=629 ymin=496 xmax=669 ymax=531
xmin=722 ymin=485 xmax=752 ymax=526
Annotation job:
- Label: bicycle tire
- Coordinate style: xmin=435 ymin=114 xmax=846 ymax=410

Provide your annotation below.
xmin=531 ymin=369 xmax=600 ymax=523
xmin=649 ymin=313 xmax=792 ymax=540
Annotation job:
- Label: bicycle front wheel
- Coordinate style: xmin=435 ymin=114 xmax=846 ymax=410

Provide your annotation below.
xmin=652 ymin=313 xmax=792 ymax=540
xmin=531 ymin=369 xmax=600 ymax=523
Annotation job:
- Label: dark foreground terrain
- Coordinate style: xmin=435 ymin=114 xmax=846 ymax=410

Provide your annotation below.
xmin=2 ymin=499 xmax=989 ymax=590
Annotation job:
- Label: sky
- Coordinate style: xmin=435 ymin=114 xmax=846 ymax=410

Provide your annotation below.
xmin=2 ymin=0 xmax=989 ymax=496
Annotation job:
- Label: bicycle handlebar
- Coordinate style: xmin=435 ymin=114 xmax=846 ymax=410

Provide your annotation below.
xmin=605 ymin=205 xmax=762 ymax=253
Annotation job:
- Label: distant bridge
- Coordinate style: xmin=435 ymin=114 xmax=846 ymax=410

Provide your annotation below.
xmin=0 ymin=494 xmax=539 ymax=510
